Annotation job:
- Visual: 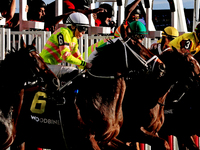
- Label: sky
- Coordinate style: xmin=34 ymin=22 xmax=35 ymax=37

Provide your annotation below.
xmin=15 ymin=0 xmax=197 ymax=13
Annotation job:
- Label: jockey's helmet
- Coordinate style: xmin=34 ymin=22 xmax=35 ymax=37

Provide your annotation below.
xmin=66 ymin=12 xmax=90 ymax=32
xmin=129 ymin=21 xmax=147 ymax=35
xmin=162 ymin=26 xmax=179 ymax=40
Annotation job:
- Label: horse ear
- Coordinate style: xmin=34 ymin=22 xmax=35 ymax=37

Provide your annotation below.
xmin=20 ymin=36 xmax=26 ymax=49
xmin=32 ymin=37 xmax=36 ymax=47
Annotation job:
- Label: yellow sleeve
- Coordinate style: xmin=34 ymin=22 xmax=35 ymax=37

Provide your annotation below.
xmin=58 ymin=32 xmax=86 ymax=68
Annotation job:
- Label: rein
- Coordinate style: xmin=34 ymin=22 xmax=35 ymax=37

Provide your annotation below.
xmin=122 ymin=38 xmax=159 ymax=71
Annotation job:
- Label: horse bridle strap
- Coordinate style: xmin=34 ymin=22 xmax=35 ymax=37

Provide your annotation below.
xmin=122 ymin=38 xmax=159 ymax=72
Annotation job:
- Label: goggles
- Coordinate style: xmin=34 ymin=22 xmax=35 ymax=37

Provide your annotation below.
xmin=162 ymin=30 xmax=177 ymax=41
xmin=77 ymin=26 xmax=88 ymax=32
xmin=133 ymin=16 xmax=140 ymax=19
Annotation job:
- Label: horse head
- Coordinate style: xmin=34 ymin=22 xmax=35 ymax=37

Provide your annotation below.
xmin=22 ymin=37 xmax=60 ymax=91
xmin=132 ymin=38 xmax=166 ymax=79
xmin=1 ymin=37 xmax=59 ymax=91
xmin=157 ymin=46 xmax=200 ymax=108
xmin=160 ymin=46 xmax=200 ymax=89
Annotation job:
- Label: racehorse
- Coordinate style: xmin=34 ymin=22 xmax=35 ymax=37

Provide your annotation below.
xmin=110 ymin=45 xmax=200 ymax=150
xmin=149 ymin=47 xmax=200 ymax=150
xmin=60 ymin=38 xmax=170 ymax=150
xmin=0 ymin=37 xmax=59 ymax=150
xmin=10 ymin=37 xmax=167 ymax=150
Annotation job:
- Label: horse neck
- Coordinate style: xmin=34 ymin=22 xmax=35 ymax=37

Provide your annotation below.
xmin=135 ymin=41 xmax=155 ymax=60
xmin=91 ymin=40 xmax=127 ymax=76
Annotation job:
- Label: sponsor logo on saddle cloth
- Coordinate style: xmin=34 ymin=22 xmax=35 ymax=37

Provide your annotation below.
xmin=31 ymin=115 xmax=60 ymax=125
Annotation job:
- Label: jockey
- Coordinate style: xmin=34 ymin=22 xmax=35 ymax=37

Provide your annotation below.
xmin=88 ymin=21 xmax=147 ymax=62
xmin=149 ymin=26 xmax=179 ymax=55
xmin=169 ymin=23 xmax=200 ymax=55
xmin=40 ymin=12 xmax=92 ymax=81
xmin=127 ymin=20 xmax=147 ymax=42
xmin=87 ymin=21 xmax=147 ymax=60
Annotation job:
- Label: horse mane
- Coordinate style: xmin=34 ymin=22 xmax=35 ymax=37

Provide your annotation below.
xmin=1 ymin=49 xmax=22 ymax=82
xmin=0 ymin=43 xmax=37 ymax=90
xmin=90 ymin=39 xmax=127 ymax=76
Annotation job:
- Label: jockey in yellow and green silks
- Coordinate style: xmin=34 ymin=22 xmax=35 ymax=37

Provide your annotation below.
xmin=40 ymin=12 xmax=92 ymax=81
xmin=40 ymin=27 xmax=86 ymax=68
xmin=84 ymin=37 xmax=114 ymax=59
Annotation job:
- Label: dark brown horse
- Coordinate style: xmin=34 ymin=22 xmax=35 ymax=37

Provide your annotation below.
xmin=0 ymin=37 xmax=59 ymax=150
xmin=60 ymin=38 xmax=170 ymax=150
xmin=149 ymin=47 xmax=200 ymax=150
xmin=152 ymin=49 xmax=200 ymax=149
xmin=10 ymin=37 xmax=167 ymax=150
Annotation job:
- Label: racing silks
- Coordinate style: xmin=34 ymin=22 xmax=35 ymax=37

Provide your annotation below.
xmin=114 ymin=24 xmax=128 ymax=38
xmin=85 ymin=36 xmax=114 ymax=59
xmin=169 ymin=32 xmax=200 ymax=55
xmin=40 ymin=27 xmax=86 ymax=69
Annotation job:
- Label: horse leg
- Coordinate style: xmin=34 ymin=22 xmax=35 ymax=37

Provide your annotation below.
xmin=140 ymin=127 xmax=170 ymax=150
xmin=0 ymin=90 xmax=24 ymax=150
xmin=87 ymin=134 xmax=101 ymax=150
xmin=103 ymin=137 xmax=129 ymax=150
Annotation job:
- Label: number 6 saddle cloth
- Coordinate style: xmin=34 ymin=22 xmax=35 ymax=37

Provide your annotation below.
xmin=15 ymin=86 xmax=65 ymax=148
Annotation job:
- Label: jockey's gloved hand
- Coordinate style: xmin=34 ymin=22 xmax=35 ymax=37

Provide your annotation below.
xmin=84 ymin=62 xmax=92 ymax=69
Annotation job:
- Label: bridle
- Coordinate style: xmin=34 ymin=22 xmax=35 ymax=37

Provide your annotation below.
xmin=122 ymin=38 xmax=160 ymax=72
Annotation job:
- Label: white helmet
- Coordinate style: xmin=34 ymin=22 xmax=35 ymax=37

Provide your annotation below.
xmin=66 ymin=12 xmax=89 ymax=27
